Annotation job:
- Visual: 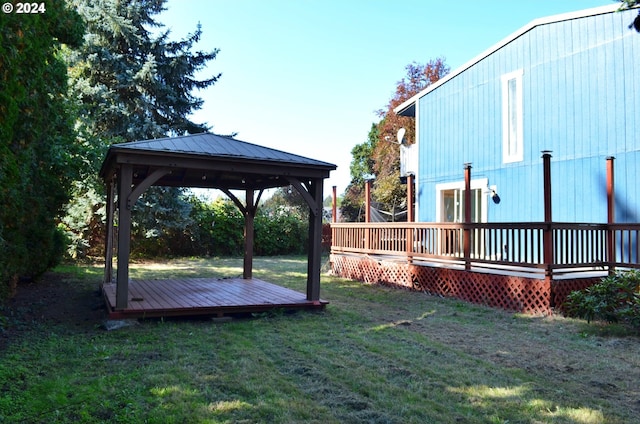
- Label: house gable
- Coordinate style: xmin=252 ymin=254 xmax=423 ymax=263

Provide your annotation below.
xmin=395 ymin=4 xmax=623 ymax=117
xmin=400 ymin=5 xmax=640 ymax=224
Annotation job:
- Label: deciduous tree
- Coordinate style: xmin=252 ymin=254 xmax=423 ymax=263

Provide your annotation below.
xmin=340 ymin=123 xmax=378 ymax=221
xmin=341 ymin=59 xmax=449 ymax=221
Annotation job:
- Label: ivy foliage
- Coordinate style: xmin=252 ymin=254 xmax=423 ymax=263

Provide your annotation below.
xmin=0 ymin=1 xmax=84 ymax=298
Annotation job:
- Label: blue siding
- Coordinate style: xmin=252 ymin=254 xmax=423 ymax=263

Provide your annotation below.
xmin=417 ymin=8 xmax=640 ymax=224
xmin=616 ymin=151 xmax=640 ymax=223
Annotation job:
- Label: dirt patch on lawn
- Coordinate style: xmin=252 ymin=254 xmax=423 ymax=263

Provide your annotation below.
xmin=0 ymin=271 xmax=107 ymax=349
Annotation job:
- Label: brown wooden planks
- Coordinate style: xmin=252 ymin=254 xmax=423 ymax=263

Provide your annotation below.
xmin=103 ymin=278 xmax=326 ymax=319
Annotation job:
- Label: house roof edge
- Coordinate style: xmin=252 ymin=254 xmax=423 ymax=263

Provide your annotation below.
xmin=394 ymin=3 xmax=624 ymax=116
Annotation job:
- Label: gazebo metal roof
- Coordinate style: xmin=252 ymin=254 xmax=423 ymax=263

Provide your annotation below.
xmin=100 ymin=132 xmax=336 ymax=191
xmin=100 ymin=132 xmax=336 ymax=314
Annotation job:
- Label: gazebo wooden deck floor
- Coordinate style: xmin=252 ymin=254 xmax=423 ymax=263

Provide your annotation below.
xmin=102 ymin=278 xmax=327 ymax=319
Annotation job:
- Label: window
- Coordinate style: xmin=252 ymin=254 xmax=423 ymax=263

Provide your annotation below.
xmin=501 ymin=69 xmax=523 ymax=163
xmin=440 ymin=188 xmax=482 ymax=223
xmin=435 ymin=179 xmax=488 ymax=223
xmin=435 ymin=179 xmax=489 ymax=257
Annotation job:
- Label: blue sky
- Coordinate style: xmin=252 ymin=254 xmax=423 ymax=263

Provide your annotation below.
xmin=159 ymin=0 xmax=615 ymax=196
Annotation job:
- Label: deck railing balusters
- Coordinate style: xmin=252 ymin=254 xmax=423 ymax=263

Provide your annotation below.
xmin=330 ymin=222 xmax=640 ymax=277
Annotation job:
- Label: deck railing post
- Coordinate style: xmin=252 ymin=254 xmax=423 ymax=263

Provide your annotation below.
xmin=463 ymin=163 xmax=472 ymax=270
xmin=365 ymin=179 xmax=372 ymax=250
xmin=332 ymin=185 xmax=337 ymax=223
xmin=542 ymin=151 xmax=553 ymax=280
xmin=407 ymin=173 xmax=415 ymax=223
xmin=606 ymin=156 xmax=616 ymax=274
xmin=406 ymin=223 xmax=413 ymax=264
xmin=365 ymin=179 xmax=372 ymax=223
xmin=331 ymin=185 xmax=337 ymax=260
xmin=407 ymin=174 xmax=415 ymax=265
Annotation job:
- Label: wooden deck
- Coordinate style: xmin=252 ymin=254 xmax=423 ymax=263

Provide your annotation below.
xmin=102 ymin=277 xmax=327 ymax=319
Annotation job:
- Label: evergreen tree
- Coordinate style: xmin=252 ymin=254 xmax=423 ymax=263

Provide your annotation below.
xmin=0 ymin=1 xmax=84 ymax=297
xmin=64 ymin=0 xmax=221 ymax=258
xmin=68 ymin=0 xmax=220 ymax=141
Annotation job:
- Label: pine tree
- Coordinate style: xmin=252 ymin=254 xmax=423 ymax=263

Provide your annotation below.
xmin=64 ymin=0 xmax=221 ymax=258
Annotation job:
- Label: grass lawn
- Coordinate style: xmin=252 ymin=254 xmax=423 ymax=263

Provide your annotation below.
xmin=1 ymin=255 xmax=639 ymax=423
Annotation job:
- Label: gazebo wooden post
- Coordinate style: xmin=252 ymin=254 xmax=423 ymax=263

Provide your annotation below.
xmin=307 ymin=178 xmax=324 ymax=301
xmin=221 ymin=187 xmax=261 ymax=280
xmin=243 ymin=189 xmax=255 ymax=279
xmin=116 ymin=164 xmax=133 ymax=309
xmin=285 ymin=176 xmax=325 ymax=302
xmin=104 ymin=178 xmax=116 ymax=284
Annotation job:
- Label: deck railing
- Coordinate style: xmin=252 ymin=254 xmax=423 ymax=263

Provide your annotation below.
xmin=331 ymin=222 xmax=640 ymax=278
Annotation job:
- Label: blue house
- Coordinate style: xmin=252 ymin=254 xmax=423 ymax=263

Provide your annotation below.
xmin=395 ymin=4 xmax=640 ymax=225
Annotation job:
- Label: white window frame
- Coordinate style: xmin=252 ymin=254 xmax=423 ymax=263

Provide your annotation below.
xmin=435 ymin=178 xmax=489 ymax=223
xmin=434 ymin=179 xmax=489 ymax=258
xmin=501 ymin=69 xmax=524 ymax=163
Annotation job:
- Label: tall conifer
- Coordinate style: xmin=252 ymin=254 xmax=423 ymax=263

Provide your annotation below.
xmin=64 ymin=0 xmax=220 ymax=257
xmin=69 ymin=0 xmax=219 ymax=142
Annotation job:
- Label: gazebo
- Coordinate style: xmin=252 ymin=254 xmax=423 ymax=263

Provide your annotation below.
xmin=99 ymin=132 xmax=336 ymax=318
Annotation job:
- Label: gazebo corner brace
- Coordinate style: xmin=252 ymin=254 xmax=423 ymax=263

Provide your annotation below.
xmin=126 ymin=167 xmax=172 ymax=210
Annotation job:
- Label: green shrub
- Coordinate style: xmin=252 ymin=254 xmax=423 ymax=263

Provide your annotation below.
xmin=565 ymin=270 xmax=640 ymax=331
xmin=125 ymin=196 xmax=311 ymax=259
xmin=255 ymin=210 xmax=308 ymax=256
xmin=193 ymin=198 xmax=245 ymax=256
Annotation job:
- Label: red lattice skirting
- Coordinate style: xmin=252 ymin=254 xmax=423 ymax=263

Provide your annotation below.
xmin=551 ymin=278 xmax=602 ymax=312
xmin=330 ymin=254 xmax=602 ymax=315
